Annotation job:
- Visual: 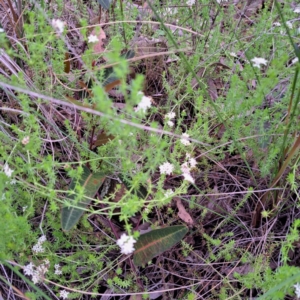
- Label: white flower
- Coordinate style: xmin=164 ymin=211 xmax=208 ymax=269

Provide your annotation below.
xmin=286 ymin=21 xmax=293 ymax=29
xmin=229 ymin=52 xmax=237 ymax=57
xmin=182 ymin=172 xmax=195 ymax=184
xmin=59 ymin=290 xmax=70 ymax=299
xmin=291 ymin=57 xmax=299 ymax=65
xmin=32 ymin=235 xmax=47 ymax=253
xmin=3 ymin=164 xmax=13 ymax=177
xmin=165 ymin=112 xmax=176 ymax=120
xmin=180 ymin=133 xmax=191 ymax=146
xmin=186 ymin=0 xmax=195 ymax=5
xmin=22 ymin=136 xmax=30 ymax=145
xmin=24 ymin=262 xmax=35 ymax=276
xmin=51 ymin=19 xmax=65 ymax=34
xmin=22 ymin=206 xmax=28 ymax=212
xmin=55 ymin=264 xmax=62 ymax=275
xmin=117 ymin=233 xmax=137 ymax=255
xmin=251 ymin=57 xmax=268 ymax=68
xmin=24 ymin=261 xmax=49 ymax=284
xmin=0 ymin=28 xmax=4 ymax=33
xmin=135 ymin=92 xmax=152 ymax=113
xmin=38 ymin=235 xmax=46 ymax=243
xmin=167 ymin=120 xmax=174 ymax=127
xmin=159 ymin=162 xmax=174 ymax=175
xmin=32 ymin=243 xmax=45 ymax=253
xmin=294 ymin=7 xmax=300 ymax=13
xmin=294 ymin=283 xmax=300 ymax=297
xmin=88 ymin=34 xmax=99 ymax=43
xmin=181 ymin=162 xmax=191 ymax=174
xmin=10 ymin=179 xmax=17 ymax=185
xmin=164 ymin=189 xmax=173 ymax=198
xmin=273 ymin=22 xmax=281 ymax=27
xmin=189 ymin=157 xmax=197 ymax=168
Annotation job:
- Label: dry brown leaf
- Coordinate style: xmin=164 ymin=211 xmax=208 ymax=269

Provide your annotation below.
xmin=175 ymin=197 xmax=194 ymax=225
xmin=91 ymin=26 xmax=106 ymax=54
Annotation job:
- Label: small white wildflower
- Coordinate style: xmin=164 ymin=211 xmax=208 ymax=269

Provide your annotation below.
xmin=32 ymin=243 xmax=45 ymax=254
xmin=36 ymin=264 xmax=48 ymax=276
xmin=167 ymin=120 xmax=174 ymax=127
xmin=291 ymin=57 xmax=299 ymax=65
xmin=229 ymin=52 xmax=237 ymax=57
xmin=182 ymin=172 xmax=195 ymax=184
xmin=0 ymin=28 xmax=4 ymax=33
xmin=294 ymin=283 xmax=300 ymax=297
xmin=180 ymin=133 xmax=191 ymax=146
xmin=164 ymin=189 xmax=173 ymax=198
xmin=38 ymin=235 xmax=47 ymax=243
xmin=117 ymin=233 xmax=137 ymax=255
xmin=294 ymin=7 xmax=300 ymax=13
xmin=135 ymin=92 xmax=152 ymax=113
xmin=273 ymin=22 xmax=281 ymax=27
xmin=32 ymin=272 xmax=40 ymax=284
xmin=59 ymin=290 xmax=70 ymax=299
xmin=181 ymin=162 xmax=191 ymax=174
xmin=44 ymin=259 xmax=50 ymax=265
xmin=51 ymin=19 xmax=65 ymax=34
xmin=55 ymin=264 xmax=62 ymax=275
xmin=159 ymin=162 xmax=174 ymax=175
xmin=165 ymin=112 xmax=176 ymax=120
xmin=88 ymin=34 xmax=99 ymax=43
xmin=129 ymin=132 xmax=134 ymax=136
xmin=286 ymin=21 xmax=293 ymax=29
xmin=24 ymin=262 xmax=35 ymax=276
xmin=189 ymin=157 xmax=197 ymax=168
xmin=10 ymin=179 xmax=17 ymax=185
xmin=186 ymin=0 xmax=195 ymax=5
xmin=22 ymin=136 xmax=30 ymax=145
xmin=251 ymin=57 xmax=268 ymax=68
xmin=3 ymin=164 xmax=13 ymax=177
xmin=22 ymin=206 xmax=28 ymax=212
xmin=165 ymin=7 xmax=178 ymax=15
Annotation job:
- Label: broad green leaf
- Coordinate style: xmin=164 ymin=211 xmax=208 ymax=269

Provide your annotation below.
xmin=133 ymin=225 xmax=189 ymax=266
xmin=97 ymin=0 xmax=111 ymax=10
xmin=61 ymin=166 xmax=106 ymax=231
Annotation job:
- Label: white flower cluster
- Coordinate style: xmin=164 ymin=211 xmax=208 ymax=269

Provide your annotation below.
xmin=88 ymin=34 xmax=99 ymax=43
xmin=51 ymin=19 xmax=65 ymax=34
xmin=186 ymin=0 xmax=195 ymax=6
xmin=117 ymin=233 xmax=137 ymax=255
xmin=3 ymin=164 xmax=13 ymax=177
xmin=59 ymin=290 xmax=70 ymax=299
xmin=180 ymin=154 xmax=197 ymax=184
xmin=55 ymin=264 xmax=62 ymax=275
xmin=135 ymin=92 xmax=152 ymax=113
xmin=251 ymin=57 xmax=268 ymax=69
xmin=23 ymin=259 xmax=49 ymax=284
xmin=159 ymin=162 xmax=174 ymax=175
xmin=32 ymin=235 xmax=46 ymax=253
xmin=180 ymin=133 xmax=191 ymax=146
xmin=294 ymin=283 xmax=300 ymax=298
xmin=165 ymin=112 xmax=176 ymax=127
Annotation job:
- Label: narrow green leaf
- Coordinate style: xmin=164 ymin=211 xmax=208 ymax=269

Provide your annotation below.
xmin=133 ymin=225 xmax=189 ymax=266
xmin=97 ymin=0 xmax=111 ymax=10
xmin=61 ymin=166 xmax=106 ymax=231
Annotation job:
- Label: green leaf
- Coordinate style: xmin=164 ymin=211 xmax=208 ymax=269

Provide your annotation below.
xmin=97 ymin=0 xmax=112 ymax=10
xmin=133 ymin=225 xmax=189 ymax=266
xmin=61 ymin=166 xmax=106 ymax=231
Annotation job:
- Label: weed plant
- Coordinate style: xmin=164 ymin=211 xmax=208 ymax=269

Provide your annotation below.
xmin=0 ymin=0 xmax=300 ymax=299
